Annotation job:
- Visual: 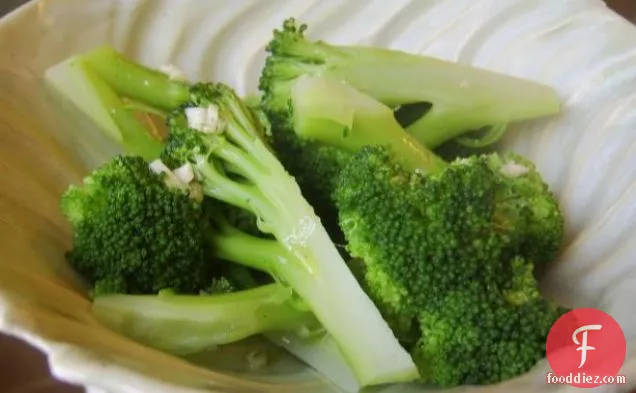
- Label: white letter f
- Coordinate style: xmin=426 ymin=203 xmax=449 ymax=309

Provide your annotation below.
xmin=572 ymin=324 xmax=602 ymax=368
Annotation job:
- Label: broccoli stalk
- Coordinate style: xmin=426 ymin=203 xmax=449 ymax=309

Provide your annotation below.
xmin=206 ymin=209 xmax=290 ymax=274
xmin=290 ymin=75 xmax=447 ymax=174
xmin=44 ymin=46 xmax=190 ymax=160
xmin=260 ymin=19 xmax=561 ymax=149
xmin=161 ymin=82 xmax=420 ymax=386
xmin=92 ymin=283 xmax=319 ymax=356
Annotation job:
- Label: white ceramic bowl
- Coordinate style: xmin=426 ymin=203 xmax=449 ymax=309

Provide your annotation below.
xmin=2 ymin=1 xmax=636 ymax=392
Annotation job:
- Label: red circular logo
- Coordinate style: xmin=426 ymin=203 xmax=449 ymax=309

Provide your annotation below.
xmin=546 ymin=308 xmax=626 ymax=388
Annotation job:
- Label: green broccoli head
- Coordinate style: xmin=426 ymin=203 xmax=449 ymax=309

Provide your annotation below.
xmin=484 ymin=153 xmax=564 ymax=269
xmin=333 ymin=145 xmax=566 ymax=386
xmin=413 ymin=256 xmax=567 ymax=386
xmin=61 ymin=155 xmax=213 ymax=296
xmin=259 ymin=19 xmax=326 ymax=121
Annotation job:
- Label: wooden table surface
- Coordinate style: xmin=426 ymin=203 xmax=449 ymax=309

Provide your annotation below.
xmin=0 ymin=1 xmax=635 ymax=392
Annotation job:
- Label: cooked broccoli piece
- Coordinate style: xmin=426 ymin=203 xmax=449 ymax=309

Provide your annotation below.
xmin=260 ymin=18 xmax=560 ymax=148
xmin=45 ymin=46 xmax=190 ymax=161
xmin=59 ymin=155 xmax=324 ymax=359
xmin=257 ymin=19 xmax=559 ymax=223
xmin=60 ymin=155 xmax=214 ymax=295
xmin=59 ymin=154 xmax=272 ymax=298
xmin=49 ymin=47 xmax=419 ymax=388
xmin=290 ymin=75 xmax=566 ymax=386
xmin=411 ymin=257 xmax=565 ymax=385
xmin=159 ymin=81 xmax=420 ymax=386
xmin=92 ymin=283 xmax=319 ymax=356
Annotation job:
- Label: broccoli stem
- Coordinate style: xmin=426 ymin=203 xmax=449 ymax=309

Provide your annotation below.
xmin=324 ymin=47 xmax=560 ymax=147
xmin=44 ymin=45 xmax=193 ymax=160
xmin=263 ymin=21 xmax=560 ymax=148
xmin=78 ymin=46 xmax=190 ymax=111
xmin=44 ymin=52 xmax=165 ymax=160
xmin=291 ymin=75 xmax=447 ymax=174
xmin=92 ymin=284 xmax=318 ymax=356
xmin=207 ymin=229 xmax=287 ymax=274
xmin=83 ymin=68 xmax=166 ymax=160
xmin=189 ymin=85 xmax=420 ymax=386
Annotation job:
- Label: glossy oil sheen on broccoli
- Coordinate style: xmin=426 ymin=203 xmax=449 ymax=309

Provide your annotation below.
xmin=60 ymin=155 xmax=212 ymax=296
xmin=289 ymin=75 xmax=566 ymax=386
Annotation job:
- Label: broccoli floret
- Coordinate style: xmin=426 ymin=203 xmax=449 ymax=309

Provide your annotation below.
xmin=60 ymin=155 xmax=214 ymax=295
xmin=159 ymin=81 xmax=419 ymax=385
xmin=336 ymin=145 xmax=565 ymax=388
xmin=92 ymin=283 xmax=320 ymax=356
xmin=335 ymin=146 xmax=566 ymax=355
xmin=412 ymin=262 xmax=566 ymax=386
xmin=260 ymin=18 xmax=560 ymax=150
xmin=60 ymin=154 xmax=272 ymax=298
xmin=290 ymin=76 xmax=565 ymax=386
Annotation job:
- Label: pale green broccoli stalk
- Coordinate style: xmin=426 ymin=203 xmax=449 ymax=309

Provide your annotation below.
xmin=92 ymin=283 xmax=319 ymax=356
xmin=260 ymin=18 xmax=561 ymax=149
xmin=290 ymin=75 xmax=447 ymax=174
xmin=160 ymin=82 xmax=420 ymax=386
xmin=44 ymin=46 xmax=190 ymax=160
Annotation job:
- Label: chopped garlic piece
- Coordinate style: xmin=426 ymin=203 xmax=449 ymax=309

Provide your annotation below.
xmin=173 ymin=163 xmax=195 ymax=184
xmin=149 ymin=159 xmax=187 ymax=189
xmin=185 ymin=105 xmax=221 ymax=134
xmin=159 ymin=64 xmax=187 ymax=82
xmin=500 ymin=161 xmax=529 ymax=178
xmin=148 ymin=159 xmax=172 ymax=176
